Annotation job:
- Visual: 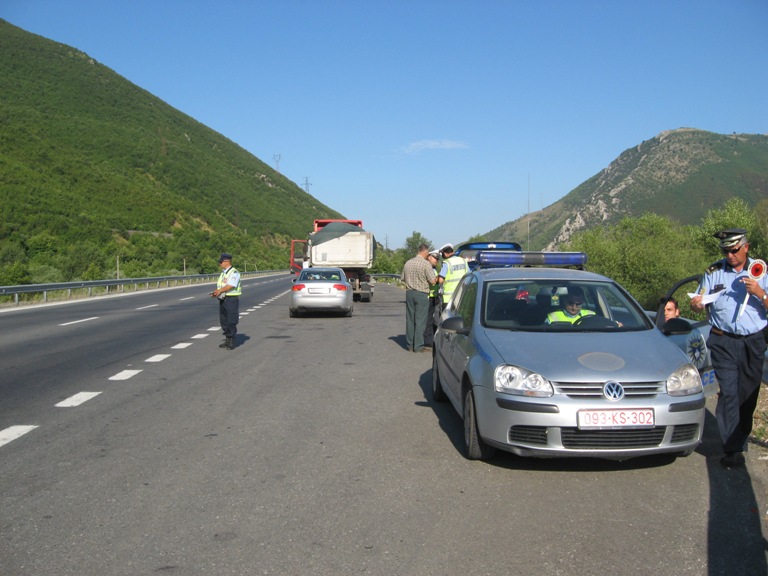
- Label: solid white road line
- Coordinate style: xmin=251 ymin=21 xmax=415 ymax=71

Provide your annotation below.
xmin=59 ymin=317 xmax=99 ymax=326
xmin=0 ymin=425 xmax=38 ymax=448
xmin=109 ymin=369 xmax=142 ymax=381
xmin=55 ymin=392 xmax=102 ymax=407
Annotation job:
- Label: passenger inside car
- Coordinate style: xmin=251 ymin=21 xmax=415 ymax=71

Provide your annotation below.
xmin=545 ymin=287 xmax=596 ymax=324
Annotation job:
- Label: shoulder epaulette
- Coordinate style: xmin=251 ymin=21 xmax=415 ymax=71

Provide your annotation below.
xmin=706 ymin=261 xmax=724 ymax=274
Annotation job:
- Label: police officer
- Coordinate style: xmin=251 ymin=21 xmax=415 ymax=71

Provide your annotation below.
xmin=545 ymin=287 xmax=596 ymax=324
xmin=211 ymin=253 xmax=242 ymax=350
xmin=691 ymin=228 xmax=768 ymax=468
xmin=438 ymin=243 xmax=469 ymax=308
xmin=423 ymin=250 xmax=441 ymax=348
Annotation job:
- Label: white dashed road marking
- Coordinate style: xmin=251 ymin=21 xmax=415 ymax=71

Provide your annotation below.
xmin=0 ymin=425 xmax=38 ymax=448
xmin=56 ymin=392 xmax=102 ymax=407
xmin=109 ymin=369 xmax=142 ymax=381
xmin=172 ymin=343 xmax=192 ymax=349
xmin=191 ymin=334 xmax=209 ymax=339
xmin=146 ymin=354 xmax=171 ymax=362
xmin=59 ymin=317 xmax=99 ymax=326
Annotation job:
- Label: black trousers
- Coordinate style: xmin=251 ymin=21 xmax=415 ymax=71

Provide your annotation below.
xmin=708 ymin=331 xmax=767 ymax=453
xmin=219 ymin=296 xmax=239 ymax=339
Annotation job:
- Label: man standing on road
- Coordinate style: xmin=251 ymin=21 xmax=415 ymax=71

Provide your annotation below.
xmin=691 ymin=228 xmax=768 ymax=468
xmin=423 ymin=250 xmax=441 ymax=349
xmin=438 ymin=243 xmax=469 ymax=308
xmin=211 ymin=253 xmax=242 ymax=351
xmin=401 ymin=244 xmax=437 ymax=353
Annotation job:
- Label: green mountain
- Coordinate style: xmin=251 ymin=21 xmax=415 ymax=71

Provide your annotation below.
xmin=484 ymin=128 xmax=768 ymax=250
xmin=0 ymin=19 xmax=343 ymax=283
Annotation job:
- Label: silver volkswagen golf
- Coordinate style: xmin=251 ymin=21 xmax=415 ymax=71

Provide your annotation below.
xmin=432 ymin=251 xmax=706 ymax=461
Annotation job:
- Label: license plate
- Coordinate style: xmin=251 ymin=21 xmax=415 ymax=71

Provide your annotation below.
xmin=308 ymin=288 xmax=329 ymax=294
xmin=577 ymin=408 xmax=655 ymax=429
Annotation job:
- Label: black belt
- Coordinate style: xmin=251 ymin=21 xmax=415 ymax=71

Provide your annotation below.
xmin=710 ymin=327 xmax=754 ymax=339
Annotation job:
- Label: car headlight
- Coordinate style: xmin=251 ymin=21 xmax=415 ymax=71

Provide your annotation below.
xmin=494 ymin=365 xmax=554 ymax=397
xmin=667 ymin=364 xmax=703 ymax=396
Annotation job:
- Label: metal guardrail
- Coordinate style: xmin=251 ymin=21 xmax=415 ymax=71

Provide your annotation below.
xmin=0 ymin=270 xmax=284 ymax=305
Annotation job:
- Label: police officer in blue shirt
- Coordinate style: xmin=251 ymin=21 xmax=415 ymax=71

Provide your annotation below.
xmin=691 ymin=228 xmax=768 ymax=468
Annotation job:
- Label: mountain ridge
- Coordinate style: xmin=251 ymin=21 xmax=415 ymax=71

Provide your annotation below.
xmin=484 ymin=128 xmax=768 ymax=250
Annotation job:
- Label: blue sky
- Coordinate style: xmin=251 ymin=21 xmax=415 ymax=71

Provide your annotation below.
xmin=3 ymin=1 xmax=767 ymax=250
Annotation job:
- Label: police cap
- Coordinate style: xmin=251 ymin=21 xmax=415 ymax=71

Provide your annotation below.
xmin=439 ymin=243 xmax=454 ymax=254
xmin=713 ymin=228 xmax=747 ymax=249
xmin=218 ymin=253 xmax=233 ymax=263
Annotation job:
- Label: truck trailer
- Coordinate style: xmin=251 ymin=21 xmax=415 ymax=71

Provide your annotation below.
xmin=290 ymin=220 xmax=376 ymax=302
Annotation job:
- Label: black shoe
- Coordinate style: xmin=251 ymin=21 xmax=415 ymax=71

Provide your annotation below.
xmin=226 ymin=338 xmax=236 ymax=350
xmin=219 ymin=338 xmax=230 ymax=348
xmin=720 ymin=452 xmax=745 ymax=468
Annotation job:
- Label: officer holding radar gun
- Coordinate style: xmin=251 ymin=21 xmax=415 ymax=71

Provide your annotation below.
xmin=690 ymin=229 xmax=768 ymax=468
xmin=211 ymin=253 xmax=242 ymax=351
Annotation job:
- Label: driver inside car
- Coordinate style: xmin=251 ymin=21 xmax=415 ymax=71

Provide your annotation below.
xmin=545 ymin=287 xmax=596 ymax=324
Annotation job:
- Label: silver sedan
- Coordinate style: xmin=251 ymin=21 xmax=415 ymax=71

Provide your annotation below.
xmin=432 ymin=251 xmax=706 ymax=461
xmin=289 ymin=267 xmax=353 ymax=317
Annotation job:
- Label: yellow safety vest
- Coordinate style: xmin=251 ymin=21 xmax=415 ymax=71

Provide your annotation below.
xmin=546 ymin=309 xmax=595 ymax=323
xmin=217 ymin=267 xmax=242 ymax=296
xmin=441 ymin=255 xmax=469 ymax=304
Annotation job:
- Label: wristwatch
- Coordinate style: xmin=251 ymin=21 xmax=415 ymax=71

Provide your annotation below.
xmin=763 ymin=293 xmax=768 ymax=301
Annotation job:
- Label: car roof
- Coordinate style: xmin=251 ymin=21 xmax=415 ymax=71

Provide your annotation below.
xmin=475 ymin=267 xmax=611 ymax=283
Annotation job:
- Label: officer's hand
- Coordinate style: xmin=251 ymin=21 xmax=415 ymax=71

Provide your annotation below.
xmin=690 ymin=295 xmax=704 ymax=313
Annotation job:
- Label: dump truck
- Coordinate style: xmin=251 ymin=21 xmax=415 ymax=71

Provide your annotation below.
xmin=290 ymin=219 xmax=376 ymax=302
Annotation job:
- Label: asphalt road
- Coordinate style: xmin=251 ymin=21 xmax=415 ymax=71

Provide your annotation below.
xmin=1 ymin=279 xmax=766 ymax=576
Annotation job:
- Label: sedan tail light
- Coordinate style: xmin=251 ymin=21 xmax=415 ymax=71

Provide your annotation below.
xmin=292 ymin=284 xmax=305 ymax=291
xmin=333 ymin=284 xmax=348 ymax=291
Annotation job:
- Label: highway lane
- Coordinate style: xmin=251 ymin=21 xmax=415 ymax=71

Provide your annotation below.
xmin=1 ymin=283 xmax=767 ymax=576
xmin=0 ymin=274 xmax=290 ymax=426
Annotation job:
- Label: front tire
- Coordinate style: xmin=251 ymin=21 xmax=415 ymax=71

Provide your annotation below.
xmin=464 ymin=388 xmax=496 ymax=460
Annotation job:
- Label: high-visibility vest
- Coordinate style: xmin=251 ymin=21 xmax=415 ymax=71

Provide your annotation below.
xmin=217 ymin=266 xmax=242 ymax=296
xmin=441 ymin=255 xmax=469 ymax=304
xmin=546 ymin=308 xmax=595 ymax=323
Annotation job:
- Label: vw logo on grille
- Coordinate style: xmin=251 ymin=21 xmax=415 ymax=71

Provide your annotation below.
xmin=603 ymin=381 xmax=624 ymax=401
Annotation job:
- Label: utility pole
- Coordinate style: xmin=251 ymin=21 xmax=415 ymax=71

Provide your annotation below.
xmin=303 ymin=177 xmax=312 ymax=194
xmin=273 ymin=154 xmax=281 ymax=172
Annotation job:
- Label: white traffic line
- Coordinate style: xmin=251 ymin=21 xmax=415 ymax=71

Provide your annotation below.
xmin=136 ymin=304 xmax=159 ymax=310
xmin=191 ymin=334 xmax=209 ymax=339
xmin=55 ymin=392 xmax=102 ymax=407
xmin=179 ymin=297 xmax=195 ymax=301
xmin=146 ymin=354 xmax=171 ymax=362
xmin=172 ymin=343 xmax=193 ymax=349
xmin=207 ymin=326 xmax=220 ymax=331
xmin=0 ymin=425 xmax=38 ymax=448
xmin=109 ymin=369 xmax=142 ymax=381
xmin=59 ymin=317 xmax=99 ymax=326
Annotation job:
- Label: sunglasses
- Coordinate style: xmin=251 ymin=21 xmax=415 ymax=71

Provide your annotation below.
xmin=721 ymin=246 xmax=744 ymax=255
xmin=565 ymin=300 xmax=583 ymax=306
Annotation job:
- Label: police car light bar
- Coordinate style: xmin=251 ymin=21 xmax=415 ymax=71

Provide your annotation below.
xmin=455 ymin=241 xmax=522 ymax=253
xmin=476 ymin=251 xmax=588 ymax=268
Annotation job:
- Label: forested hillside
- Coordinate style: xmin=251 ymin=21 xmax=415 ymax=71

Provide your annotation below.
xmin=485 ymin=129 xmax=768 ymax=250
xmin=0 ymin=19 xmax=343 ymax=284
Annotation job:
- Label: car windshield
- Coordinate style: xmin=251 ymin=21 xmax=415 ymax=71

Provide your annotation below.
xmin=482 ymin=279 xmax=652 ymax=332
xmin=299 ymin=270 xmax=343 ymax=282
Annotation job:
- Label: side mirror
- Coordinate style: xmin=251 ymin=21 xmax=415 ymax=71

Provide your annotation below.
xmin=441 ymin=316 xmax=470 ymax=335
xmin=662 ymin=317 xmax=693 ymax=336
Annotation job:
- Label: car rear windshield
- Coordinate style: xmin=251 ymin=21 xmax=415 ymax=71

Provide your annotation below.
xmin=482 ymin=280 xmax=652 ymax=332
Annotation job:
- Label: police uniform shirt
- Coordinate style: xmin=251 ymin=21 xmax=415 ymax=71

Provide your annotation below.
xmin=698 ymin=257 xmax=768 ymax=336
xmin=218 ymin=266 xmax=242 ymax=294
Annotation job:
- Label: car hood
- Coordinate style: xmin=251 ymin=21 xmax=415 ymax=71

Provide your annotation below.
xmin=482 ymin=328 xmax=690 ymax=382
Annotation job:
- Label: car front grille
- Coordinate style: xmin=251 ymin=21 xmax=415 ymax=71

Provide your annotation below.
xmin=560 ymin=427 xmax=666 ymax=449
xmin=509 ymin=425 xmax=548 ymax=445
xmin=553 ymin=381 xmax=665 ymax=399
xmin=670 ymin=423 xmax=699 ymax=443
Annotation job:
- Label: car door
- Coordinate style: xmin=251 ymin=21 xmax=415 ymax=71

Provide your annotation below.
xmin=445 ymin=276 xmax=479 ymax=402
